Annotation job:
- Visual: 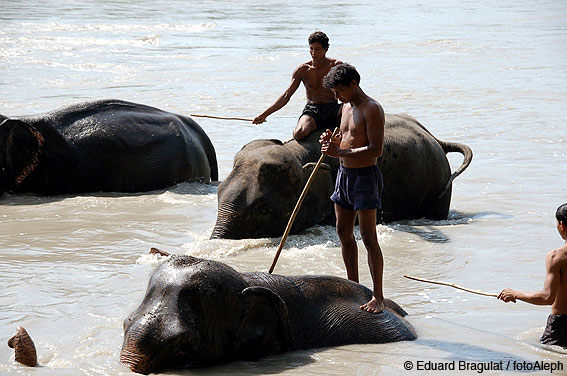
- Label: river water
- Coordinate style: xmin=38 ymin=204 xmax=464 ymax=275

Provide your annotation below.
xmin=1 ymin=0 xmax=566 ymax=375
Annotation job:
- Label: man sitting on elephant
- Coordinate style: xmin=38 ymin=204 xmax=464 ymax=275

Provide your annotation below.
xmin=320 ymin=63 xmax=386 ymax=314
xmin=252 ymin=31 xmax=343 ymax=140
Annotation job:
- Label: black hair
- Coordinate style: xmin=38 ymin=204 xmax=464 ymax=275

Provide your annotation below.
xmin=308 ymin=31 xmax=329 ymax=50
xmin=556 ymin=203 xmax=567 ymax=224
xmin=322 ymin=63 xmax=361 ymax=88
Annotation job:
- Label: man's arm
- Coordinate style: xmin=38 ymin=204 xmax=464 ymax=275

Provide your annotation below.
xmin=253 ymin=65 xmax=303 ymax=124
xmin=498 ymin=250 xmax=561 ymax=305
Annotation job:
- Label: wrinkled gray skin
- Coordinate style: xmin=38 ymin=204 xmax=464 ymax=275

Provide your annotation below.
xmin=0 ymin=99 xmax=218 ymax=195
xmin=121 ymin=256 xmax=416 ymax=374
xmin=211 ymin=114 xmax=472 ymax=239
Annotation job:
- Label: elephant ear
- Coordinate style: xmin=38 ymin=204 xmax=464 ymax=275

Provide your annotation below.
xmin=234 ymin=286 xmax=292 ymax=360
xmin=0 ymin=119 xmax=44 ymax=190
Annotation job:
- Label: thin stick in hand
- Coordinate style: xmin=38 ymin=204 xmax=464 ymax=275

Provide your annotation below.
xmin=404 ymin=274 xmax=498 ymax=297
xmin=268 ymin=127 xmax=340 ymax=274
xmin=190 ymin=114 xmax=254 ymax=122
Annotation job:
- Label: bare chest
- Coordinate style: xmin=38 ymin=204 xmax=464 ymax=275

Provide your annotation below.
xmin=303 ymin=66 xmax=331 ymax=91
xmin=339 ymin=106 xmax=367 ymax=148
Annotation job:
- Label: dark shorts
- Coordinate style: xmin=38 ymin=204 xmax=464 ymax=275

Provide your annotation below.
xmin=300 ymin=102 xmax=342 ymax=130
xmin=331 ymin=165 xmax=383 ymax=211
xmin=540 ymin=314 xmax=567 ymax=347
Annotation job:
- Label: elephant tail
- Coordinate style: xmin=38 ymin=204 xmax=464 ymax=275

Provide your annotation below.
xmin=397 ymin=114 xmax=473 ymax=199
xmin=436 ymin=140 xmax=473 ymax=199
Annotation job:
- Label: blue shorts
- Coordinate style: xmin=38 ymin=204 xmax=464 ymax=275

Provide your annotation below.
xmin=331 ymin=165 xmax=383 ymax=211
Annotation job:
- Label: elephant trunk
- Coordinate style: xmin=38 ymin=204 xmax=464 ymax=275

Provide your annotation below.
xmin=121 ymin=302 xmax=200 ymax=374
xmin=210 ymin=202 xmax=240 ymax=239
xmin=120 ymin=323 xmax=157 ymax=375
xmin=120 ymin=342 xmax=152 ymax=375
xmin=120 ymin=314 xmax=176 ymax=375
xmin=436 ymin=140 xmax=473 ymax=198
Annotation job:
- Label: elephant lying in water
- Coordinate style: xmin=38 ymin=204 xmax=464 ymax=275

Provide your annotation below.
xmin=211 ymin=114 xmax=472 ymax=239
xmin=121 ymin=255 xmax=416 ymax=374
xmin=0 ymin=99 xmax=217 ymax=195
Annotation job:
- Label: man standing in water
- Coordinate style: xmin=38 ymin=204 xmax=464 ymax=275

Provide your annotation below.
xmin=499 ymin=203 xmax=567 ymax=347
xmin=320 ymin=63 xmax=385 ymax=314
xmin=253 ymin=31 xmax=342 ymax=140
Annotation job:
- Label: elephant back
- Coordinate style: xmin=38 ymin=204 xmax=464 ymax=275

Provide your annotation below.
xmin=378 ymin=114 xmax=451 ymax=221
xmin=12 ymin=99 xmax=218 ymax=194
xmin=243 ymin=272 xmax=416 ymax=349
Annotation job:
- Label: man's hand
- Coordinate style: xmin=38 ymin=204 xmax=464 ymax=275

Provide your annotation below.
xmin=252 ymin=114 xmax=267 ymax=124
xmin=319 ymin=129 xmax=341 ymax=157
xmin=498 ymin=289 xmax=517 ymax=303
xmin=319 ymin=129 xmax=341 ymax=144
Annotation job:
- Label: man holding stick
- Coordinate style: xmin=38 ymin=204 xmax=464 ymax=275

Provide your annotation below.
xmin=253 ymin=31 xmax=342 ymax=140
xmin=320 ymin=63 xmax=385 ymax=314
xmin=499 ymin=203 xmax=567 ymax=347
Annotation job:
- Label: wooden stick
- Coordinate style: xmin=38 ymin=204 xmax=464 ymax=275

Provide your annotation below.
xmin=269 ymin=127 xmax=340 ymax=274
xmin=190 ymin=114 xmax=254 ymax=122
xmin=404 ymin=274 xmax=498 ymax=297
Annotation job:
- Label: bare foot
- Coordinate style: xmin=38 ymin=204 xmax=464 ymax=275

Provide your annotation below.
xmin=360 ymin=296 xmax=384 ymax=314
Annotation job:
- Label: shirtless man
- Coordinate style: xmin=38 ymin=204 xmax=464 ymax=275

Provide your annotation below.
xmin=253 ymin=31 xmax=342 ymax=140
xmin=499 ymin=203 xmax=567 ymax=347
xmin=319 ymin=63 xmax=386 ymax=314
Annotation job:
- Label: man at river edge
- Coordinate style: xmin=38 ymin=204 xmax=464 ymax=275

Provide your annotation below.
xmin=499 ymin=203 xmax=567 ymax=347
xmin=319 ymin=63 xmax=385 ymax=313
xmin=253 ymin=31 xmax=342 ymax=140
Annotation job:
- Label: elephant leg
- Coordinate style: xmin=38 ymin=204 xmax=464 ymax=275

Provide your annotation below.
xmin=420 ymin=189 xmax=452 ymax=220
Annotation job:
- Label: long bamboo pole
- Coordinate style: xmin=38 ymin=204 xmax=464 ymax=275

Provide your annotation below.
xmin=190 ymin=114 xmax=254 ymax=122
xmin=404 ymin=274 xmax=498 ymax=297
xmin=269 ymin=127 xmax=340 ymax=274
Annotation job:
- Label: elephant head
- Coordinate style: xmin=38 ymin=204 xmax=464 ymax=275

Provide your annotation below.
xmin=211 ymin=137 xmax=334 ymax=239
xmin=0 ymin=119 xmax=44 ymax=194
xmin=120 ymin=256 xmax=292 ymax=374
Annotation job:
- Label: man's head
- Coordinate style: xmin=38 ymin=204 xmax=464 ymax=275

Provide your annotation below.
xmin=308 ymin=31 xmax=329 ymax=50
xmin=556 ymin=203 xmax=567 ymax=239
xmin=323 ymin=63 xmax=361 ymax=103
xmin=308 ymin=31 xmax=329 ymax=61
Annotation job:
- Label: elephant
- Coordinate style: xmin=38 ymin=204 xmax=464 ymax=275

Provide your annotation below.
xmin=0 ymin=99 xmax=218 ymax=195
xmin=120 ymin=255 xmax=416 ymax=374
xmin=211 ymin=114 xmax=472 ymax=239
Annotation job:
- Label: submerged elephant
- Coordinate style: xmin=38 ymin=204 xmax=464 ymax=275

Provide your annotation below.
xmin=211 ymin=114 xmax=472 ymax=239
xmin=121 ymin=255 xmax=416 ymax=374
xmin=0 ymin=99 xmax=218 ymax=195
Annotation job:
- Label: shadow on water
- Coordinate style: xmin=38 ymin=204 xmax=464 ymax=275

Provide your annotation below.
xmin=0 ymin=181 xmax=218 ymax=206
xmin=392 ymin=224 xmax=451 ymax=243
xmin=173 ymin=349 xmax=318 ymax=375
xmin=389 ymin=210 xmax=514 ymax=244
